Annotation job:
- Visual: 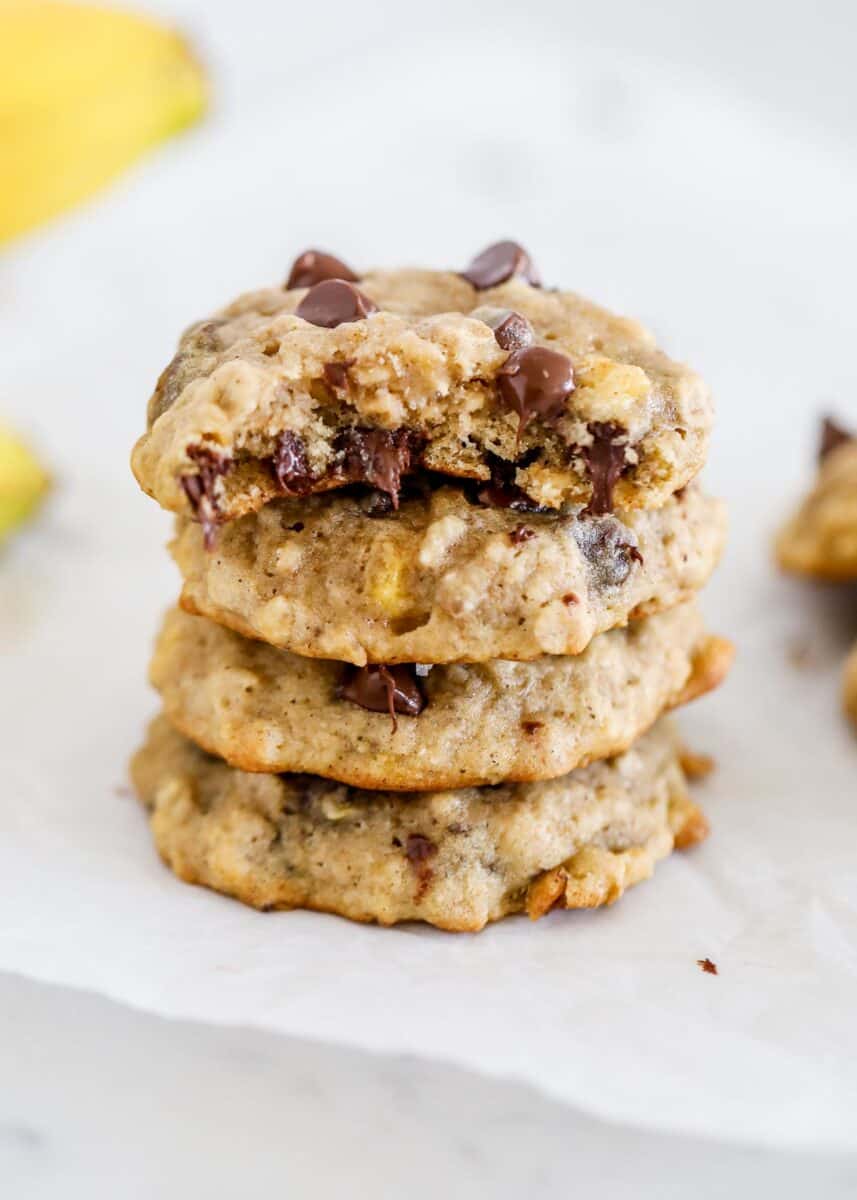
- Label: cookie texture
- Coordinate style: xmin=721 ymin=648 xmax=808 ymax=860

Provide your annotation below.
xmin=150 ymin=602 xmax=733 ymax=789
xmin=131 ymin=716 xmax=706 ymax=932
xmin=844 ymin=642 xmax=857 ymax=730
xmin=131 ymin=258 xmax=713 ymax=529
xmin=777 ymin=437 xmax=857 ymax=580
xmin=173 ymin=483 xmax=726 ymax=665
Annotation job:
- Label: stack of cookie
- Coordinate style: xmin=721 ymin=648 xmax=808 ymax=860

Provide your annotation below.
xmin=130 ymin=243 xmax=731 ymax=931
xmin=777 ymin=417 xmax=857 ymax=729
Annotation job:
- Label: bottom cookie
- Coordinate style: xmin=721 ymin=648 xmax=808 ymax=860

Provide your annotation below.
xmin=131 ymin=716 xmax=707 ymax=932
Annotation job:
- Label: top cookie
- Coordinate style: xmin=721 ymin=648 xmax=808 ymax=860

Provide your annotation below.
xmin=131 ymin=243 xmax=713 ymax=540
xmin=777 ymin=419 xmax=857 ymax=580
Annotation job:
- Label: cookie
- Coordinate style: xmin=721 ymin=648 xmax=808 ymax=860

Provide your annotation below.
xmin=844 ymin=641 xmax=857 ymax=730
xmin=150 ymin=602 xmax=732 ymax=789
xmin=777 ymin=420 xmax=857 ymax=580
xmin=131 ymin=244 xmax=713 ymax=538
xmin=172 ymin=482 xmax=726 ymax=665
xmin=130 ymin=716 xmax=707 ymax=932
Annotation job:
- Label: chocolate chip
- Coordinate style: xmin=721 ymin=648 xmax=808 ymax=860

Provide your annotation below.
xmin=287 ymin=521 xmax=304 ymax=533
xmin=461 ymin=241 xmax=541 ymax=290
xmin=296 ymin=279 xmax=377 ymax=328
xmin=521 ymin=720 xmax=543 ymax=734
xmin=562 ymin=592 xmax=579 ymax=605
xmin=322 ymin=359 xmax=355 ymax=391
xmin=179 ymin=445 xmax=231 ymax=550
xmin=573 ymin=517 xmax=642 ymax=588
xmin=819 ymin=416 xmax=853 ymax=462
xmin=697 ymin=957 xmax=718 ymax=976
xmin=337 ymin=663 xmax=425 ymax=732
xmin=363 ymin=490 xmax=395 ymax=517
xmin=272 ymin=430 xmax=316 ymax=495
xmin=581 ymin=422 xmax=628 ymax=516
xmin=475 ymin=454 xmax=549 ymax=512
xmin=487 ymin=310 xmax=535 ymax=351
xmin=405 ymin=833 xmax=438 ymax=900
xmin=336 ymin=427 xmax=422 ymax=508
xmin=497 ymin=346 xmax=575 ymax=437
xmin=510 ymin=524 xmax=535 ymax=545
xmin=286 ymin=249 xmax=359 ymax=289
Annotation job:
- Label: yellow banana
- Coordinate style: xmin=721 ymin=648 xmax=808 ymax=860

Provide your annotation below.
xmin=0 ymin=2 xmax=207 ymax=244
xmin=0 ymin=424 xmax=50 ymax=543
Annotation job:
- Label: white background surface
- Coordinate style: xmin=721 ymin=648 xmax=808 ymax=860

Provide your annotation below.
xmin=2 ymin=0 xmax=857 ymax=1192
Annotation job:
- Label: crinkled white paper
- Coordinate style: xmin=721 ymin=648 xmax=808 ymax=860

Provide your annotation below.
xmin=2 ymin=18 xmax=856 ymax=1152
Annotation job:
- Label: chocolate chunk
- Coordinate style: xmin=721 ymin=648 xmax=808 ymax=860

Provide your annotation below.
xmin=179 ymin=444 xmax=231 ymax=550
xmin=272 ymin=430 xmax=316 ymax=495
xmin=510 ymin=524 xmax=535 ymax=545
xmin=405 ymin=833 xmax=438 ymax=900
xmin=475 ymin=454 xmax=549 ymax=512
xmin=819 ymin=416 xmax=853 ymax=462
xmin=148 ymin=320 xmax=226 ymax=425
xmin=461 ymin=241 xmax=541 ymax=289
xmin=338 ymin=664 xmax=425 ymax=732
xmin=286 ymin=249 xmax=359 ymax=289
xmin=581 ymin=422 xmax=628 ymax=516
xmin=497 ymin=346 xmax=575 ymax=436
xmin=487 ymin=310 xmax=535 ymax=351
xmin=296 ymin=279 xmax=377 ymax=328
xmin=322 ymin=358 xmax=355 ymax=391
xmin=336 ymin=427 xmax=422 ymax=508
xmin=573 ymin=517 xmax=642 ymax=588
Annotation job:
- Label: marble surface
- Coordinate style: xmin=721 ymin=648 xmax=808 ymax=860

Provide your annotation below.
xmin=3 ymin=0 xmax=857 ymax=1192
xmin=5 ymin=969 xmax=857 ymax=1200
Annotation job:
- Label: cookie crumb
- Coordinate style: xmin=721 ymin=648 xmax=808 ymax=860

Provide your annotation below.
xmin=679 ymin=749 xmax=716 ymax=780
xmin=697 ymin=957 xmax=718 ymax=975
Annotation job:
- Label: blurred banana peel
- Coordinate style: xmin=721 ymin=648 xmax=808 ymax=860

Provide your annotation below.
xmin=0 ymin=426 xmax=50 ymax=544
xmin=0 ymin=1 xmax=208 ymax=244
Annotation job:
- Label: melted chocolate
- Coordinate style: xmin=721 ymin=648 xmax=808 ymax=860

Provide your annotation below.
xmin=272 ymin=430 xmax=315 ymax=495
xmin=286 ymin=250 xmax=359 ymax=289
xmin=461 ymin=241 xmax=541 ymax=289
xmin=581 ymin=422 xmax=628 ymax=516
xmin=338 ymin=664 xmax=425 ymax=732
xmin=475 ymin=454 xmax=550 ymax=513
xmin=336 ymin=428 xmax=422 ymax=508
xmin=179 ymin=444 xmax=231 ymax=550
xmin=497 ymin=346 xmax=575 ymax=437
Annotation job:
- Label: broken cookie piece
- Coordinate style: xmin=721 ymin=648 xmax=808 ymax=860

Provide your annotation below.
xmin=132 ymin=249 xmax=713 ymax=536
